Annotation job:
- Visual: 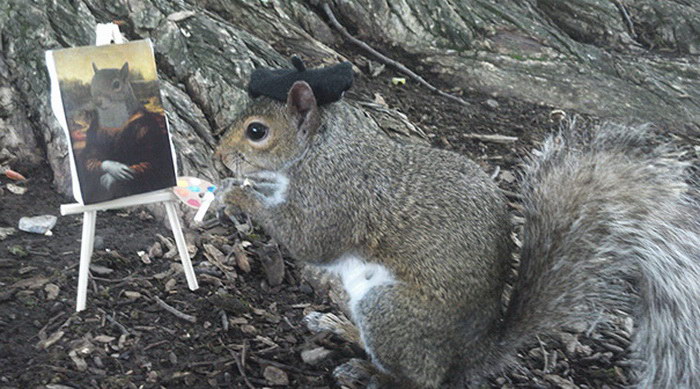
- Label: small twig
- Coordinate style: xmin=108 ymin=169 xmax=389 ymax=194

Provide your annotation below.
xmin=537 ymin=336 xmax=549 ymax=373
xmin=320 ymin=2 xmax=471 ymax=107
xmin=241 ymin=340 xmax=248 ymax=370
xmin=144 ymin=339 xmax=169 ymax=351
xmin=283 ymin=315 xmax=296 ymax=329
xmin=188 ymin=357 xmax=236 ymax=367
xmin=98 ymin=308 xmax=130 ymax=335
xmin=153 ymin=296 xmax=197 ymax=323
xmin=463 ymin=133 xmax=518 ymax=144
xmin=612 ymin=0 xmax=636 ymax=38
xmin=91 ymin=275 xmax=147 ymax=283
xmin=220 ymin=338 xmax=256 ymax=389
xmin=38 ymin=311 xmax=66 ymax=337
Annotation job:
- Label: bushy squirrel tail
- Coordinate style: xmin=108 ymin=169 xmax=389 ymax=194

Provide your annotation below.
xmin=503 ymin=122 xmax=700 ymax=387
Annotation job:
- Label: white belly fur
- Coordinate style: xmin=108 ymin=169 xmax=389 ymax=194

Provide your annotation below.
xmin=321 ymin=254 xmax=395 ymax=372
xmin=322 ymin=254 xmax=396 ymax=319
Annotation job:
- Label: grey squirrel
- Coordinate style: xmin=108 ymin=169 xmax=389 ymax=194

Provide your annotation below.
xmin=216 ymin=81 xmax=700 ymax=388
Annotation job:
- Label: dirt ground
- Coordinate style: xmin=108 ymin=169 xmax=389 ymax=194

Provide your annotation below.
xmin=1 ymin=45 xmax=698 ymax=389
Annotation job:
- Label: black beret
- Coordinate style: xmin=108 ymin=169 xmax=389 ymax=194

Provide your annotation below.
xmin=248 ymin=57 xmax=353 ymax=105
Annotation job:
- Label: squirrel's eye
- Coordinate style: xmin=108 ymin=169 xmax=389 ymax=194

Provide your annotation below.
xmin=245 ymin=122 xmax=269 ymax=142
xmin=112 ymin=80 xmax=121 ymax=90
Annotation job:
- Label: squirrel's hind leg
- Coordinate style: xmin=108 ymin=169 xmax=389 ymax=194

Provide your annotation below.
xmin=303 ymin=312 xmax=402 ymax=387
xmin=353 ymin=284 xmax=458 ymax=389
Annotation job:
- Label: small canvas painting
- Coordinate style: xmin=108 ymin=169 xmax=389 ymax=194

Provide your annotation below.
xmin=46 ymin=40 xmax=177 ymax=204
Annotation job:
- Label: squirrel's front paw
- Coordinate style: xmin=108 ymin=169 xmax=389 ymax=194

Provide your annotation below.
xmin=218 ymin=171 xmax=289 ymax=214
xmin=221 ymin=181 xmax=261 ymax=214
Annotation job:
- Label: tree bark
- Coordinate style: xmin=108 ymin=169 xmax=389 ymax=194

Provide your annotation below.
xmin=330 ymin=0 xmax=700 ymax=131
xmin=1 ymin=0 xmax=698 ymax=207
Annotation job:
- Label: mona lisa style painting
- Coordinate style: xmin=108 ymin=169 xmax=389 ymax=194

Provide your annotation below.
xmin=46 ymin=39 xmax=177 ymax=204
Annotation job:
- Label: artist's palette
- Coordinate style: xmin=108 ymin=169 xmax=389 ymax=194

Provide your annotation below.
xmin=173 ymin=176 xmax=216 ymax=209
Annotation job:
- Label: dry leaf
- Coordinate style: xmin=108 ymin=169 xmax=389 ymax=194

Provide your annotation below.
xmin=68 ymin=350 xmax=87 ymax=371
xmin=12 ymin=275 xmax=49 ymax=289
xmin=203 ymin=243 xmax=226 ymax=264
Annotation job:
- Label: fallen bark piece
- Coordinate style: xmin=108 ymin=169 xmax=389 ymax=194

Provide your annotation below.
xmin=44 ymin=283 xmax=60 ymax=300
xmin=68 ymin=350 xmax=87 ymax=371
xmin=6 ymin=183 xmax=27 ymax=195
xmin=233 ymin=243 xmax=251 ymax=273
xmin=157 ymin=234 xmax=178 ymax=259
xmin=124 ymin=291 xmax=142 ymax=299
xmin=12 ymin=275 xmax=49 ymax=289
xmin=89 ymin=265 xmax=113 ymax=275
xmin=0 ymin=227 xmax=15 ymax=241
xmin=148 ymin=241 xmax=163 ymax=258
xmin=301 ymin=347 xmax=333 ymax=365
xmin=263 ymin=365 xmax=289 ymax=386
xmin=37 ymin=330 xmax=64 ymax=350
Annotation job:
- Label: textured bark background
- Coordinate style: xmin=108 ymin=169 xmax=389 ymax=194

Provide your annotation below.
xmin=1 ymin=0 xmax=698 ymax=204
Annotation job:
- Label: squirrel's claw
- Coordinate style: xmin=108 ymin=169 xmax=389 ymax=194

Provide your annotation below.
xmin=304 ymin=311 xmax=362 ymax=345
xmin=334 ymin=359 xmax=396 ymax=389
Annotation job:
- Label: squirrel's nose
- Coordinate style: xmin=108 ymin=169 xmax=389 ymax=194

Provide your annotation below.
xmin=218 ymin=151 xmax=243 ymax=175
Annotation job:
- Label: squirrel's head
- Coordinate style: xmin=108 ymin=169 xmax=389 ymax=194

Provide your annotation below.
xmin=90 ymin=62 xmax=131 ymax=106
xmin=216 ymin=81 xmax=321 ymax=177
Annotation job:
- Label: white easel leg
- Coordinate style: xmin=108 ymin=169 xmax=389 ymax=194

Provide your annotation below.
xmin=164 ymin=201 xmax=199 ymax=291
xmin=76 ymin=210 xmax=97 ymax=312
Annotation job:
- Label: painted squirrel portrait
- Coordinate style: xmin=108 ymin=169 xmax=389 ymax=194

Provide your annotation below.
xmin=215 ymin=59 xmax=700 ymax=388
xmin=78 ymin=62 xmax=175 ymax=203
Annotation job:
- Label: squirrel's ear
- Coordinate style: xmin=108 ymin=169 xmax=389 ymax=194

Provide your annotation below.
xmin=92 ymin=63 xmax=98 ymax=73
xmin=120 ymin=62 xmax=129 ymax=78
xmin=286 ymin=81 xmax=320 ymax=134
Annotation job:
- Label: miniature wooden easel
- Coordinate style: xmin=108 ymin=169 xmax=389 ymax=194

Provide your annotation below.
xmin=61 ymin=191 xmax=199 ymax=311
xmin=59 ymin=24 xmax=198 ymax=312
